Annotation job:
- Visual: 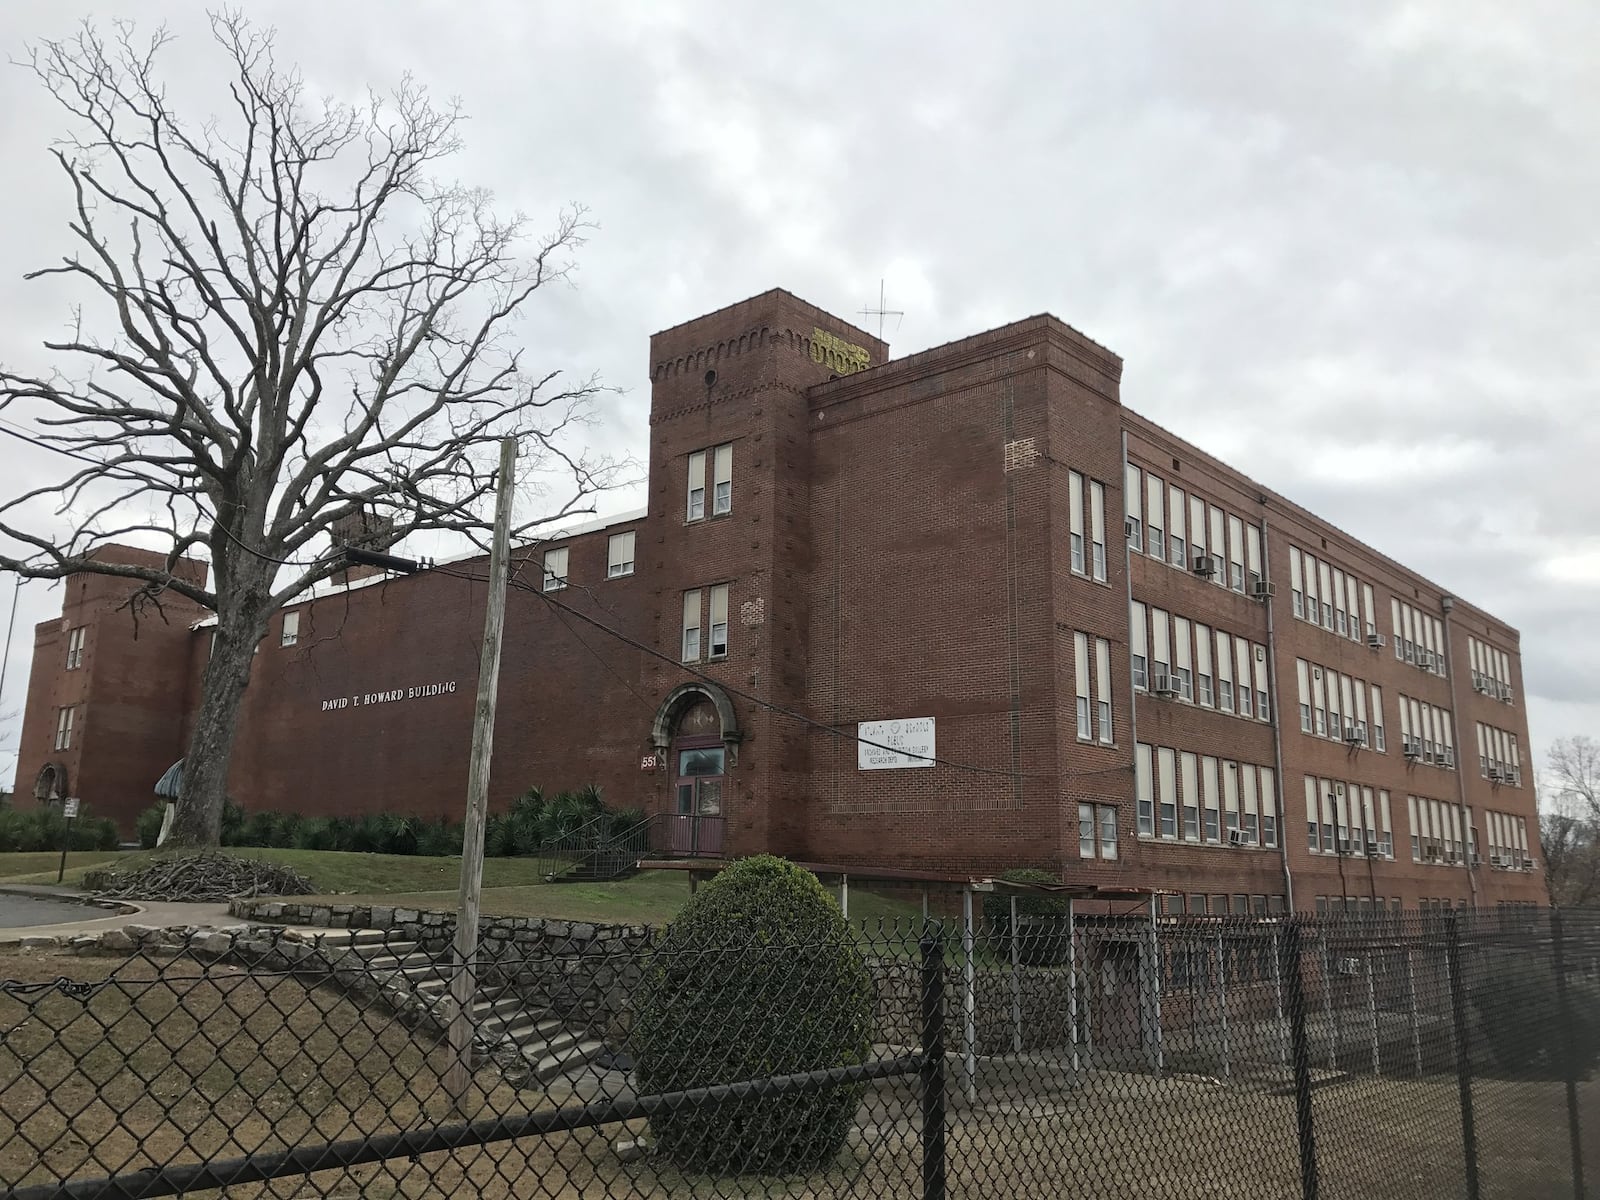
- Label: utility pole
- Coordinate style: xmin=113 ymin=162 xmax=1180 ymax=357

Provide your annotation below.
xmin=445 ymin=437 xmax=517 ymax=1107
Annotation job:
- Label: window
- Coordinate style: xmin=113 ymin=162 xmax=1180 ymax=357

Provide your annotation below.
xmin=1241 ymin=764 xmax=1259 ymax=845
xmin=1151 ymin=607 xmax=1171 ymax=689
xmin=542 ymin=547 xmax=569 ymax=592
xmin=1181 ymin=751 xmax=1200 ymax=840
xmin=1146 ymin=472 xmax=1165 ymax=562
xmin=1069 ymin=471 xmax=1086 ymax=573
xmin=1090 ymin=480 xmax=1108 ymax=581
xmin=1095 ymin=637 xmax=1113 ymax=744
xmin=1130 ymin=601 xmax=1148 ymax=691
xmin=65 ymin=626 xmax=86 ymax=670
xmin=1306 ymin=777 xmax=1321 ymax=852
xmin=281 ymin=611 xmax=300 ymax=647
xmin=607 ymin=531 xmax=636 ymax=578
xmin=1208 ymin=507 xmax=1226 ymax=586
xmin=712 ymin=443 xmax=733 ymax=515
xmin=681 ymin=590 xmax=701 ymax=661
xmin=1297 ymin=660 xmax=1312 ymax=733
xmin=1174 ymin=616 xmax=1193 ymax=702
xmin=1075 ymin=632 xmax=1092 ymax=740
xmin=1235 ymin=639 xmax=1252 ymax=717
xmin=709 ymin=584 xmax=729 ymax=658
xmin=687 ymin=450 xmax=706 ymax=521
xmin=1158 ymin=747 xmax=1178 ymax=838
xmin=1169 ymin=485 xmax=1187 ymax=567
xmin=1125 ymin=464 xmax=1143 ymax=552
xmin=1261 ymin=767 xmax=1278 ymax=847
xmin=1227 ymin=515 xmax=1245 ymax=592
xmin=54 ymin=706 xmax=74 ymax=751
xmin=1078 ymin=803 xmax=1120 ymax=861
xmin=1216 ymin=629 xmax=1234 ymax=712
xmin=1202 ymin=756 xmax=1221 ymax=842
xmin=1290 ymin=547 xmax=1304 ymax=619
xmin=1254 ymin=649 xmax=1270 ymax=721
xmin=1223 ymin=762 xmax=1240 ymax=838
xmin=1136 ymin=743 xmax=1155 ymax=837
xmin=1371 ymin=685 xmax=1386 ymax=752
xmin=1195 ymin=624 xmax=1214 ymax=707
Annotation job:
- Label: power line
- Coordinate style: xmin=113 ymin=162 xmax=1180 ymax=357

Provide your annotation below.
xmin=436 ymin=562 xmax=1134 ymax=786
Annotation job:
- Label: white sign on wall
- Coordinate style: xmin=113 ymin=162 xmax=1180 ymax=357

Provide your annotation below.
xmin=858 ymin=718 xmax=936 ymax=770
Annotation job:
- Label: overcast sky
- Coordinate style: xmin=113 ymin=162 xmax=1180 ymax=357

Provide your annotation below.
xmin=2 ymin=2 xmax=1597 ymax=790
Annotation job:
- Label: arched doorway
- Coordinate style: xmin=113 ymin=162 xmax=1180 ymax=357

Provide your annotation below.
xmin=32 ymin=762 xmax=67 ymax=804
xmin=649 ymin=682 xmax=740 ymax=857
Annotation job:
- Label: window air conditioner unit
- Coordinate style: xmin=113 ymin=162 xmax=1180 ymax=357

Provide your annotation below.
xmin=1403 ymin=740 xmax=1422 ymax=761
xmin=1227 ymin=828 xmax=1252 ymax=847
xmin=1337 ymin=957 xmax=1362 ymax=976
xmin=1509 ymin=769 xmax=1522 ymax=786
xmin=1423 ymin=844 xmax=1441 ymax=862
xmin=1152 ymin=673 xmax=1180 ymax=698
xmin=1488 ymin=768 xmax=1505 ymax=784
xmin=1488 ymin=853 xmax=1505 ymax=868
xmin=1192 ymin=554 xmax=1217 ymax=577
xmin=1367 ymin=840 xmax=1384 ymax=858
xmin=1442 ymin=749 xmax=1456 ymax=768
xmin=1470 ymin=853 xmax=1482 ymax=868
xmin=1503 ymin=687 xmax=1515 ymax=705
xmin=1367 ymin=632 xmax=1387 ymax=650
xmin=1524 ymin=859 xmax=1538 ymax=872
xmin=1252 ymin=580 xmax=1276 ymax=600
xmin=1343 ymin=724 xmax=1364 ymax=746
xmin=1472 ymin=673 xmax=1489 ymax=694
xmin=1336 ymin=836 xmax=1353 ymax=856
xmin=1403 ymin=643 xmax=1417 ymax=664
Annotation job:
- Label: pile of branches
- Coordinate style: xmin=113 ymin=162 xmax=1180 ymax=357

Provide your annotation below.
xmin=84 ymin=854 xmax=315 ymax=901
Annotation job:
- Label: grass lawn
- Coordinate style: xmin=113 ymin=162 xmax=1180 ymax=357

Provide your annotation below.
xmin=297 ymin=870 xmax=926 ymax=929
xmin=1 ymin=846 xmax=925 ymax=930
xmin=0 ymin=850 xmax=128 ymax=883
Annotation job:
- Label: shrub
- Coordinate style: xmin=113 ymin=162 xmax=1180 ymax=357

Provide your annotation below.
xmin=219 ymin=799 xmax=246 ymax=845
xmin=137 ymin=804 xmax=167 ymax=849
xmin=1470 ymin=951 xmax=1600 ymax=1079
xmin=634 ymin=855 xmax=873 ymax=1175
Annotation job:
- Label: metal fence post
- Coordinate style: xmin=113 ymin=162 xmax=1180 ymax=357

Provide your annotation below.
xmin=1277 ymin=919 xmax=1320 ymax=1200
xmin=1445 ymin=911 xmax=1481 ymax=1200
xmin=920 ymin=922 xmax=947 ymax=1200
xmin=1216 ymin=927 xmax=1231 ymax=1082
xmin=1552 ymin=908 xmax=1587 ymax=1200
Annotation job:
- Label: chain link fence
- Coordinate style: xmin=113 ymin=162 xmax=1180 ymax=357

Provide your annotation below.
xmin=0 ymin=905 xmax=1594 ymax=1198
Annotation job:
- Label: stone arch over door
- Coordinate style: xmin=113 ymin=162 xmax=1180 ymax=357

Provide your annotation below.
xmin=33 ymin=762 xmax=67 ymax=803
xmin=649 ymin=681 xmax=742 ymax=766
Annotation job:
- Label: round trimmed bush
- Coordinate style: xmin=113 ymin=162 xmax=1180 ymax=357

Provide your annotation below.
xmin=633 ymin=855 xmax=873 ymax=1176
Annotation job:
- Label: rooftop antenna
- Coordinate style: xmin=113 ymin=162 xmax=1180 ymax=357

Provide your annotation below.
xmin=859 ymin=279 xmax=904 ymax=344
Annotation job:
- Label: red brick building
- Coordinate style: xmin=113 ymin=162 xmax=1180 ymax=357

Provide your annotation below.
xmin=11 ymin=288 xmax=1544 ymax=912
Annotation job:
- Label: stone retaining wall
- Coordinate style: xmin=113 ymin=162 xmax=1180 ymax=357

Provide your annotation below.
xmin=228 ymin=897 xmax=654 ymax=1036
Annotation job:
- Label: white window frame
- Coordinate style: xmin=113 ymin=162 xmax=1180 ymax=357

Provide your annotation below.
xmin=1136 ymin=742 xmax=1154 ymax=837
xmin=542 ymin=546 xmax=569 ymax=592
xmin=687 ymin=450 xmax=707 ymax=522
xmin=1146 ymin=473 xmax=1165 ymax=563
xmin=607 ymin=531 xmax=636 ymax=578
xmin=708 ymin=584 xmax=729 ymax=658
xmin=682 ymin=589 xmax=702 ymax=662
xmin=1089 ymin=480 xmax=1108 ymax=581
xmin=1234 ymin=638 xmax=1252 ymax=717
xmin=1181 ymin=751 xmax=1200 ymax=840
xmin=1130 ymin=601 xmax=1148 ymax=691
xmin=281 ymin=610 xmax=300 ymax=647
xmin=1169 ymin=484 xmax=1187 ymax=567
xmin=712 ymin=443 xmax=733 ymax=516
xmin=1075 ymin=631 xmax=1092 ymax=740
xmin=1208 ymin=506 xmax=1226 ymax=587
xmin=1253 ymin=647 xmax=1269 ymax=722
xmin=1290 ymin=547 xmax=1304 ymax=619
xmin=1195 ymin=624 xmax=1214 ymax=707
xmin=1095 ymin=637 xmax=1113 ymax=744
xmin=1079 ymin=802 xmax=1096 ymax=859
xmin=66 ymin=626 xmax=86 ymax=670
xmin=1158 ymin=746 xmax=1178 ymax=838
xmin=54 ymin=705 xmax=74 ymax=751
xmin=1202 ymin=756 xmax=1221 ymax=842
xmin=1173 ymin=617 xmax=1193 ymax=702
xmin=1069 ymin=471 xmax=1086 ymax=574
xmin=1227 ymin=514 xmax=1246 ymax=592
xmin=1125 ymin=464 xmax=1143 ymax=552
xmin=1216 ymin=629 xmax=1234 ymax=712
xmin=1260 ymin=767 xmax=1278 ymax=847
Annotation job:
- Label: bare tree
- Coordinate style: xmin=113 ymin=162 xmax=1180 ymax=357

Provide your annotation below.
xmin=0 ymin=16 xmax=620 ymax=845
xmin=1546 ymin=736 xmax=1600 ymax=821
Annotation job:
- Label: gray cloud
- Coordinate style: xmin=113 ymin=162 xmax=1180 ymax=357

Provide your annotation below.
xmin=2 ymin=1 xmax=1598 ymax=787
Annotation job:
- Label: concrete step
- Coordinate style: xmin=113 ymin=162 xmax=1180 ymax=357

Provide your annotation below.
xmin=471 ymin=992 xmax=534 ymax=1022
xmin=481 ymin=1013 xmax=564 ymax=1043
xmin=528 ymin=1039 xmax=606 ymax=1083
xmin=346 ymin=940 xmax=423 ymax=962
